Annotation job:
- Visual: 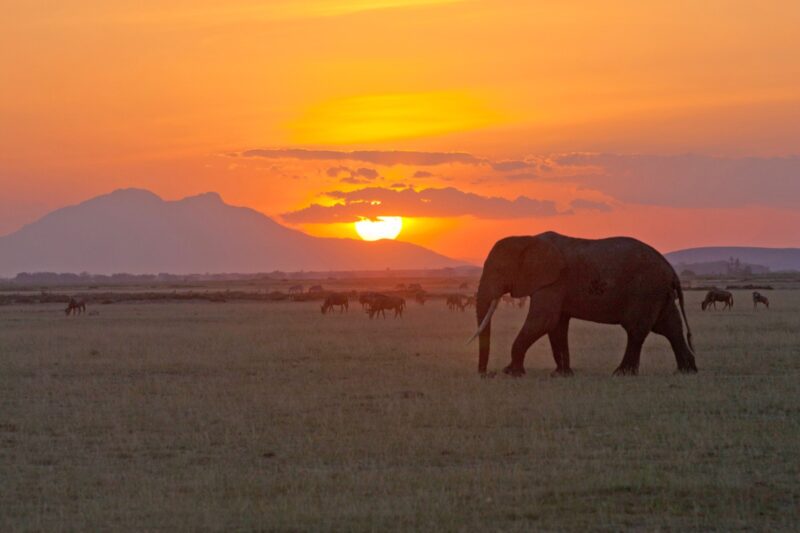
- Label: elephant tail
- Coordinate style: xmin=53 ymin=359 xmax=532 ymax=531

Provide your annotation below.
xmin=674 ymin=276 xmax=695 ymax=353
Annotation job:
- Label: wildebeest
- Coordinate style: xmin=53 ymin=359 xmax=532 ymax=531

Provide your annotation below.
xmin=321 ymin=293 xmax=349 ymax=314
xmin=701 ymin=288 xmax=734 ymax=311
xmin=358 ymin=292 xmax=381 ymax=309
xmin=288 ymin=285 xmax=304 ymax=294
xmin=366 ymin=294 xmax=405 ymax=319
xmin=501 ymin=294 xmax=526 ymax=308
xmin=446 ymin=294 xmax=466 ymax=311
xmin=414 ymin=291 xmax=427 ymax=305
xmin=752 ymin=291 xmax=769 ymax=310
xmin=65 ymin=298 xmax=86 ymax=316
xmin=308 ymin=285 xmax=324 ymax=293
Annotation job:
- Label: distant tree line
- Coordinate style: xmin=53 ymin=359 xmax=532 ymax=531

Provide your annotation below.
xmin=1 ymin=266 xmax=483 ymax=286
xmin=7 ymin=272 xmax=274 ymax=285
xmin=676 ymin=258 xmax=769 ymax=278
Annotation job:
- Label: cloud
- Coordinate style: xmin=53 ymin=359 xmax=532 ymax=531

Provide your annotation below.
xmin=490 ymin=160 xmax=535 ymax=172
xmin=551 ymin=153 xmax=800 ymax=209
xmin=240 ymin=148 xmax=482 ymax=166
xmin=503 ymin=172 xmax=542 ymax=181
xmin=326 ymin=166 xmax=350 ymax=177
xmin=354 ymin=167 xmax=379 ymax=179
xmin=282 ymin=186 xmax=564 ymax=223
xmin=570 ymin=198 xmax=613 ymax=212
xmin=327 ymin=166 xmax=380 ymax=182
xmin=246 ymin=150 xmax=800 ymax=211
xmin=340 ymin=177 xmax=371 ymax=185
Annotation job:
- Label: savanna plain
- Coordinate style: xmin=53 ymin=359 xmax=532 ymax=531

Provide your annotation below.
xmin=1 ymin=285 xmax=799 ymax=531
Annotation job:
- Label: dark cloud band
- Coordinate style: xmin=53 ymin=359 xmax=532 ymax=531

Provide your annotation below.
xmin=282 ymin=186 xmax=568 ymax=223
xmin=240 ymin=148 xmax=482 ymax=166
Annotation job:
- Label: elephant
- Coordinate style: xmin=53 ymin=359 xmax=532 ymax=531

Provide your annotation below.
xmin=469 ymin=232 xmax=697 ymax=377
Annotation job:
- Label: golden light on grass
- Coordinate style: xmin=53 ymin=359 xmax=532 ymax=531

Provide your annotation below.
xmin=354 ymin=216 xmax=403 ymax=241
xmin=290 ymin=91 xmax=500 ymax=144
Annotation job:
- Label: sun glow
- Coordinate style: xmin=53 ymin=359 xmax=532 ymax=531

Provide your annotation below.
xmin=354 ymin=216 xmax=403 ymax=241
xmin=291 ymin=91 xmax=500 ymax=144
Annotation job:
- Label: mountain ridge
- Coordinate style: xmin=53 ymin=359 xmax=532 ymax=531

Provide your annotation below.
xmin=0 ymin=188 xmax=466 ymax=276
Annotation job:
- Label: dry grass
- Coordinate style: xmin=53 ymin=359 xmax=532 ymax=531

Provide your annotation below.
xmin=1 ymin=289 xmax=799 ymax=531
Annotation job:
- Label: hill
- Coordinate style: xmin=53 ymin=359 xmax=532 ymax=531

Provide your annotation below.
xmin=665 ymin=246 xmax=800 ymax=273
xmin=0 ymin=189 xmax=465 ymax=276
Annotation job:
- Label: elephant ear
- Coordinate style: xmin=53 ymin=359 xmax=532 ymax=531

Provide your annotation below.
xmin=510 ymin=238 xmax=566 ymax=297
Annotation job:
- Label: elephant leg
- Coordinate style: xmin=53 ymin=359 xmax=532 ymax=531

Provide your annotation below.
xmin=547 ymin=315 xmax=572 ymax=377
xmin=614 ymin=331 xmax=646 ymax=376
xmin=505 ymin=288 xmax=562 ymax=377
xmin=652 ymin=300 xmax=698 ymax=373
xmin=615 ymin=298 xmax=666 ymax=376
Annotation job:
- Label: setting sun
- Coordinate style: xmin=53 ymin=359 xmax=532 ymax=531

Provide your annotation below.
xmin=354 ymin=216 xmax=403 ymax=241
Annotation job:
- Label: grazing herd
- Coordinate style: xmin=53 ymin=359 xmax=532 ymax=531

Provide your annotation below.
xmin=699 ymin=288 xmax=772 ymax=311
xmin=318 ymin=284 xmax=773 ymax=321
xmin=317 ymin=288 xmax=479 ymax=318
xmin=58 ymin=284 xmax=773 ymax=320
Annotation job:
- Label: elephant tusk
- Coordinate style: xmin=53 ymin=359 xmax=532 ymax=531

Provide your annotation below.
xmin=466 ymin=298 xmax=499 ymax=345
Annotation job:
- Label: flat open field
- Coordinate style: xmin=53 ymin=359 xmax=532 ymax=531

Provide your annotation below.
xmin=1 ymin=289 xmax=799 ymax=530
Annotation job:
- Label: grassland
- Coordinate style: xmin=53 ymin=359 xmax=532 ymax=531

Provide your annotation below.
xmin=1 ymin=288 xmax=799 ymax=531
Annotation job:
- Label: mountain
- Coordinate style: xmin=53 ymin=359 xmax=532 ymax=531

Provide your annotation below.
xmin=665 ymin=246 xmax=800 ymax=273
xmin=0 ymin=189 xmax=465 ymax=276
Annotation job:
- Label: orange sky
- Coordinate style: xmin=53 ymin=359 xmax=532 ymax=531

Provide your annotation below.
xmin=2 ymin=0 xmax=800 ymax=262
